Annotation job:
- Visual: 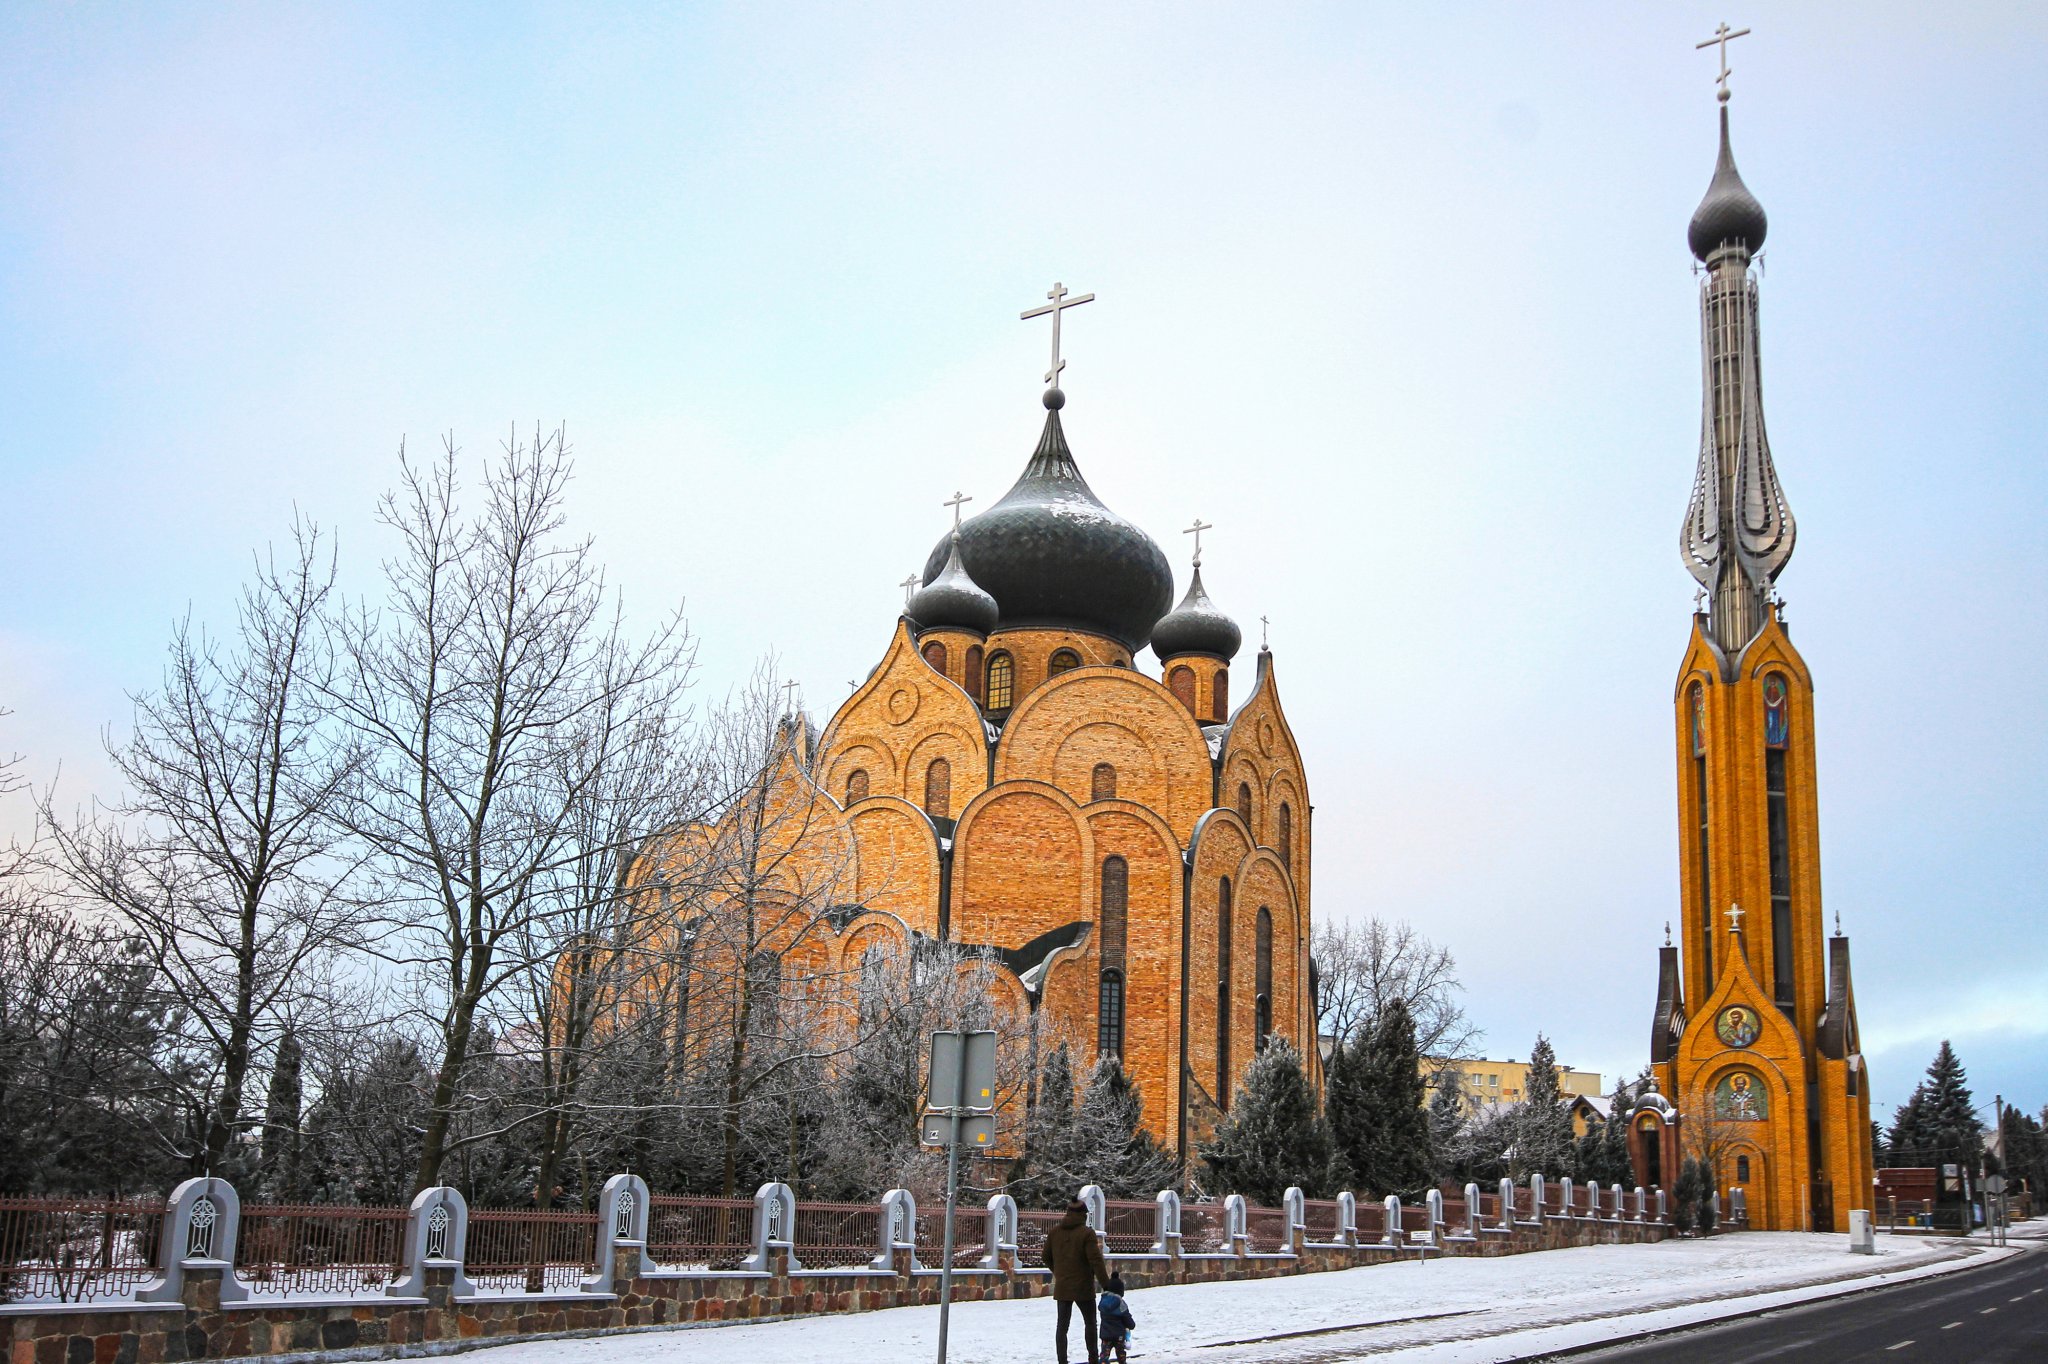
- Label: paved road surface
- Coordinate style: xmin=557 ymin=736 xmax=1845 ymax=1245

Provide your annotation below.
xmin=1569 ymin=1243 xmax=2044 ymax=1363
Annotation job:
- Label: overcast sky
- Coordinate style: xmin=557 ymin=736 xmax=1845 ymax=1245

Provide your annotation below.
xmin=3 ymin=3 xmax=2043 ymax=1120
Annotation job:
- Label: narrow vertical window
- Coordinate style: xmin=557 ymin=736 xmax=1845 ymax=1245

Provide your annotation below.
xmin=924 ymin=758 xmax=951 ymax=820
xmin=1765 ymin=675 xmax=1794 ymax=1012
xmin=1217 ymin=878 xmax=1233 ymax=1104
xmin=1736 ymin=1155 xmax=1751 ymax=1183
xmin=1692 ymin=683 xmax=1713 ymax=991
xmin=1212 ymin=669 xmax=1228 ymax=720
xmin=1049 ymin=648 xmax=1081 ymax=676
xmin=845 ymin=768 xmax=869 ymax=805
xmin=1091 ymin=763 xmax=1117 ymax=802
xmin=1098 ymin=970 xmax=1125 ymax=1060
xmin=1235 ymin=781 xmax=1253 ymax=824
xmin=965 ymin=645 xmax=984 ymax=703
xmin=1168 ymin=665 xmax=1197 ymax=712
xmin=985 ymin=653 xmax=1014 ymax=711
xmin=747 ymin=952 xmax=782 ymax=1036
xmin=921 ymin=640 xmax=947 ymax=673
xmin=1277 ymin=803 xmax=1292 ymax=867
xmin=857 ymin=946 xmax=886 ymax=1026
xmin=1255 ymin=906 xmax=1273 ymax=1051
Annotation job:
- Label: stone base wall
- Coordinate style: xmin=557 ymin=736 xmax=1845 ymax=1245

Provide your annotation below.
xmin=4 ymin=1218 xmax=1670 ymax=1364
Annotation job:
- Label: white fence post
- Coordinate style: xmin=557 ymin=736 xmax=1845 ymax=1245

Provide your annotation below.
xmin=1498 ymin=1177 xmax=1517 ymax=1229
xmin=984 ymin=1193 xmax=1017 ymax=1269
xmin=743 ymin=1182 xmax=797 ymax=1273
xmin=1559 ymin=1177 xmax=1576 ymax=1220
xmin=1223 ymin=1194 xmax=1249 ymax=1256
xmin=1282 ymin=1187 xmax=1305 ymax=1256
xmin=1382 ymin=1195 xmax=1402 ymax=1248
xmin=1336 ymin=1191 xmax=1358 ymax=1248
xmin=1530 ymin=1174 xmax=1547 ymax=1223
xmin=1079 ymin=1185 xmax=1107 ymax=1236
xmin=386 ymin=1186 xmax=474 ymax=1300
xmin=1424 ymin=1189 xmax=1444 ymax=1245
xmin=874 ymin=1189 xmax=919 ymax=1272
xmin=1464 ymin=1182 xmax=1482 ymax=1237
xmin=583 ymin=1173 xmax=653 ymax=1293
xmin=140 ymin=1177 xmax=247 ymax=1305
xmin=1154 ymin=1189 xmax=1180 ymax=1257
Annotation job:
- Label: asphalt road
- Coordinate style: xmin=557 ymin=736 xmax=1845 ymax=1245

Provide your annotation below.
xmin=1567 ymin=1242 xmax=2046 ymax=1363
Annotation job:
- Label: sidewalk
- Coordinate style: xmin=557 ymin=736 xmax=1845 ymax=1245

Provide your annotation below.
xmin=461 ymin=1228 xmax=2019 ymax=1364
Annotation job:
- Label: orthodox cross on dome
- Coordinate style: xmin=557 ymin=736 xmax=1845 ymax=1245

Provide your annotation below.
xmin=944 ymin=490 xmax=973 ymax=530
xmin=900 ymin=573 xmax=921 ymax=608
xmin=1260 ymin=615 xmax=1271 ymax=649
xmin=1726 ymin=902 xmax=1745 ymax=933
xmin=1020 ymin=281 xmax=1095 ymax=389
xmin=1696 ymin=22 xmax=1752 ymax=103
xmin=1184 ymin=517 xmax=1214 ymax=568
xmin=782 ymin=679 xmax=802 ymax=711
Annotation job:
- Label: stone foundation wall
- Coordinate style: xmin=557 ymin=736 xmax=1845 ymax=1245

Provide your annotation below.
xmin=3 ymin=1218 xmax=1669 ymax=1364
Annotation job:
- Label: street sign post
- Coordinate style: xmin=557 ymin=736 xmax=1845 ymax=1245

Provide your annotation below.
xmin=922 ymin=1029 xmax=998 ymax=1364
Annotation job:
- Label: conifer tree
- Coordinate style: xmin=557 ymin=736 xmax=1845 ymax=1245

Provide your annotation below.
xmin=1012 ymin=1042 xmax=1085 ymax=1207
xmin=1671 ymin=1156 xmax=1701 ymax=1235
xmin=1918 ymin=1041 xmax=1983 ymax=1177
xmin=1323 ymin=1037 xmax=1373 ymax=1191
xmin=1201 ymin=1040 xmax=1332 ymax=1204
xmin=1363 ymin=997 xmax=1434 ymax=1195
xmin=1078 ymin=1055 xmax=1179 ymax=1197
xmin=1511 ymin=1035 xmax=1573 ymax=1180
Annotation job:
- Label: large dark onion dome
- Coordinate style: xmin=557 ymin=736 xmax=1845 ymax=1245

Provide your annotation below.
xmin=1149 ymin=566 xmax=1241 ymax=661
xmin=908 ymin=532 xmax=999 ymax=634
xmin=1689 ymin=105 xmax=1768 ymax=261
xmin=923 ymin=390 xmax=1174 ymax=652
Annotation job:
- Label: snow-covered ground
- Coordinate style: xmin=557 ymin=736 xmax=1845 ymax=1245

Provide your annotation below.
xmin=463 ymin=1230 xmax=2013 ymax=1363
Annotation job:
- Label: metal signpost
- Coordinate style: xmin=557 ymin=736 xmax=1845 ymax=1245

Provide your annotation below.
xmin=921 ymin=1029 xmax=997 ymax=1364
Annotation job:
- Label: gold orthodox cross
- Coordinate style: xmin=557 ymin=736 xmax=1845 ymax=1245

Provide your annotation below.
xmin=1696 ymin=22 xmax=1752 ymax=101
xmin=1184 ymin=517 xmax=1214 ymax=568
xmin=1020 ymin=281 xmax=1095 ymax=388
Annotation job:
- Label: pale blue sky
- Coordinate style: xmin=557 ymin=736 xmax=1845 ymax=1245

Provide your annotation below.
xmin=3 ymin=3 xmax=2043 ymax=1118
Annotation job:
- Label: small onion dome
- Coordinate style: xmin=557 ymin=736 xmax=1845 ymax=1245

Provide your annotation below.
xmin=923 ymin=390 xmax=1174 ymax=652
xmin=908 ymin=533 xmax=999 ymax=635
xmin=1149 ymin=566 xmax=1241 ymax=662
xmin=1688 ymin=106 xmax=1768 ymax=261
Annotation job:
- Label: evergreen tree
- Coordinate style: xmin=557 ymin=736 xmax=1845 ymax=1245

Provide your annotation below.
xmin=1202 ymin=1040 xmax=1332 ymax=1204
xmin=1888 ymin=1086 xmax=1930 ymax=1165
xmin=1510 ymin=1035 xmax=1573 ymax=1179
xmin=1363 ymin=998 xmax=1434 ymax=1195
xmin=1078 ymin=1055 xmax=1179 ymax=1197
xmin=1671 ymin=1157 xmax=1701 ymax=1235
xmin=256 ymin=1029 xmax=304 ymax=1199
xmin=1323 ymin=1037 xmax=1372 ymax=1191
xmin=1599 ymin=1076 xmax=1637 ymax=1187
xmin=1918 ymin=1041 xmax=1983 ymax=1179
xmin=1426 ymin=1074 xmax=1468 ymax=1178
xmin=1011 ymin=1042 xmax=1085 ymax=1207
xmin=1694 ymin=1156 xmax=1718 ymax=1233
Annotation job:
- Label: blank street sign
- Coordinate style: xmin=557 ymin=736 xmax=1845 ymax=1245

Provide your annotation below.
xmin=922 ymin=1113 xmax=998 ymax=1149
xmin=926 ymin=1030 xmax=998 ymax=1112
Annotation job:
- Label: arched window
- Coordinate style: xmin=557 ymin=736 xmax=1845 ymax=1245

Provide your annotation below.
xmin=1736 ymin=1154 xmax=1751 ymax=1183
xmin=1168 ymin=665 xmax=1196 ymax=712
xmin=1763 ymin=674 xmax=1794 ymax=1012
xmin=1099 ymin=856 xmax=1127 ymax=968
xmin=1091 ymin=762 xmax=1117 ymax=802
xmin=845 ymin=768 xmax=869 ymax=805
xmin=1277 ymin=803 xmax=1292 ymax=866
xmin=1236 ymin=781 xmax=1253 ymax=824
xmin=1212 ymin=668 xmax=1228 ymax=720
xmin=1691 ymin=683 xmax=1712 ymax=991
xmin=965 ymin=645 xmax=984 ymax=703
xmin=1049 ymin=648 xmax=1081 ymax=676
xmin=986 ymin=653 xmax=1015 ymax=711
xmin=857 ymin=946 xmax=886 ymax=1025
xmin=1217 ymin=877 xmax=1233 ymax=1104
xmin=924 ymin=758 xmax=951 ymax=819
xmin=1254 ymin=906 xmax=1273 ymax=1051
xmin=1098 ymin=969 xmax=1125 ymax=1060
xmin=921 ymin=640 xmax=947 ymax=673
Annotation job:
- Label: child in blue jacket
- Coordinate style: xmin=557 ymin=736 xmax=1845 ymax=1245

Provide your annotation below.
xmin=1097 ymin=1272 xmax=1137 ymax=1363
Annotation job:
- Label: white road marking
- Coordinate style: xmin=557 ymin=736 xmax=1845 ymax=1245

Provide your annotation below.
xmin=2012 ymin=1294 xmax=2026 ymax=1302
xmin=1980 ymin=1307 xmax=1998 ymax=1315
xmin=1942 ymin=1320 xmax=1963 ymax=1329
xmin=1886 ymin=1341 xmax=1915 ymax=1351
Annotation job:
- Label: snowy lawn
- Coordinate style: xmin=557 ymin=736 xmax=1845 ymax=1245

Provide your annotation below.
xmin=463 ymin=1232 xmax=1992 ymax=1364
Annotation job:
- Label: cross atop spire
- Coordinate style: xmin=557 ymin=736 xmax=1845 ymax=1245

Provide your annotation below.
xmin=1259 ymin=615 xmax=1271 ymax=650
xmin=1184 ymin=517 xmax=1214 ymax=568
xmin=1696 ymin=22 xmax=1752 ymax=103
xmin=1020 ymin=281 xmax=1095 ymax=391
xmin=782 ymin=679 xmax=802 ymax=711
xmin=944 ymin=490 xmax=973 ymax=530
xmin=1726 ymin=902 xmax=1745 ymax=933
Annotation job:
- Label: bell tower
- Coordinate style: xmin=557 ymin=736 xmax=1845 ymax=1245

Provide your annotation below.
xmin=1645 ymin=36 xmax=1873 ymax=1233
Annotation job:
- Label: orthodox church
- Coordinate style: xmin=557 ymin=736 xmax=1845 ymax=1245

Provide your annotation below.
xmin=640 ymin=305 xmax=1316 ymax=1161
xmin=1634 ymin=70 xmax=1873 ymax=1233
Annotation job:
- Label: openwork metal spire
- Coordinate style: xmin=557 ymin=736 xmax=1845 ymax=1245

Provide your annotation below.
xmin=1679 ymin=91 xmax=1794 ymax=654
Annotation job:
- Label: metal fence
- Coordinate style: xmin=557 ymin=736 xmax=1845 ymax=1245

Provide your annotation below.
xmin=1399 ymin=1202 xmax=1431 ymax=1237
xmin=791 ymin=1201 xmax=880 ymax=1270
xmin=1176 ymin=1202 xmax=1233 ymax=1255
xmin=1100 ymin=1200 xmax=1158 ymax=1256
xmin=234 ymin=1204 xmax=409 ymax=1298
xmin=647 ymin=1195 xmax=755 ymax=1271
xmin=1354 ymin=1199 xmax=1386 ymax=1242
xmin=914 ymin=1204 xmax=989 ymax=1267
xmin=1014 ymin=1208 xmax=1068 ymax=1267
xmin=465 ymin=1208 xmax=598 ymax=1294
xmin=0 ymin=1196 xmax=165 ymax=1304
xmin=1244 ymin=1204 xmax=1291 ymax=1253
xmin=1301 ymin=1198 xmax=1344 ymax=1243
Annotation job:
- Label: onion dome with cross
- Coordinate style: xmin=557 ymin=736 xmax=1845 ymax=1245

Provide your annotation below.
xmin=920 ymin=283 xmax=1175 ymax=652
xmin=1687 ymin=24 xmax=1768 ymax=261
xmin=1149 ymin=519 xmax=1242 ymax=662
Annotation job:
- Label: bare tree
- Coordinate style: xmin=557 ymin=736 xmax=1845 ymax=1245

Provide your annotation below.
xmin=1312 ymin=917 xmax=1479 ymax=1065
xmin=330 ymin=429 xmax=696 ymax=1193
xmin=41 ymin=525 xmax=362 ymax=1174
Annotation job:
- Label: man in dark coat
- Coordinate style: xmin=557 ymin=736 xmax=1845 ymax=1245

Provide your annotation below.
xmin=1042 ymin=1201 xmax=1110 ymax=1364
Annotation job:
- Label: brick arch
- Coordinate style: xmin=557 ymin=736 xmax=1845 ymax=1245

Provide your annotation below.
xmin=844 ymin=798 xmax=943 ymax=934
xmin=950 ymin=781 xmax=1093 ymax=951
xmin=1234 ymin=848 xmax=1302 ymax=1059
xmin=1265 ymin=770 xmax=1306 ymax=888
xmin=827 ymin=740 xmax=896 ymax=808
xmin=904 ymin=728 xmax=982 ymax=817
xmin=995 ymin=668 xmax=1215 ymax=838
xmin=1187 ymin=808 xmax=1255 ymax=1117
xmin=819 ymin=620 xmax=986 ymax=804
